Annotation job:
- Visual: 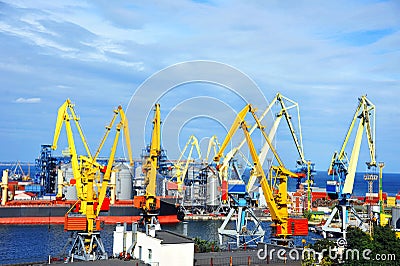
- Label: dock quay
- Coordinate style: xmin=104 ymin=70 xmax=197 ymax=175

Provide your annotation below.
xmin=9 ymin=254 xmax=300 ymax=266
xmin=12 ymin=256 xmax=300 ymax=266
xmin=184 ymin=213 xmax=272 ymax=222
xmin=6 ymin=259 xmax=147 ymax=266
xmin=194 ymin=249 xmax=301 ymax=266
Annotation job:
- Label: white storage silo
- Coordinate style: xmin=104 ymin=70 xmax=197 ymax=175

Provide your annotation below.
xmin=115 ymin=162 xmax=133 ymax=200
xmin=206 ymin=174 xmax=219 ymax=207
xmin=392 ymin=207 xmax=400 ymax=229
xmin=61 ymin=163 xmax=78 ymax=200
xmin=64 ymin=186 xmax=77 ymax=200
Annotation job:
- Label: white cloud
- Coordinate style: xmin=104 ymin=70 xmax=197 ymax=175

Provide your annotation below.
xmin=0 ymin=21 xmax=77 ymax=52
xmin=14 ymin=97 xmax=41 ymax=104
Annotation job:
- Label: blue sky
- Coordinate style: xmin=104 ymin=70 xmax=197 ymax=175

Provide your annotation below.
xmin=0 ymin=0 xmax=399 ymax=173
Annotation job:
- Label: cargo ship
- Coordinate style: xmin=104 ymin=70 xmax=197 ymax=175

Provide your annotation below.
xmin=0 ymin=162 xmax=184 ymax=225
xmin=0 ymin=198 xmax=183 ymax=225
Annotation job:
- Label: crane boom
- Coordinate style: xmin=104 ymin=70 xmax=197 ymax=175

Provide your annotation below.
xmin=217 ymin=93 xmax=308 ymax=194
xmin=276 ymin=93 xmax=305 ymax=164
xmin=214 ymin=96 xmax=277 ymax=166
xmin=145 ymin=104 xmax=161 ymax=198
xmin=134 ymin=104 xmax=163 ymax=226
xmin=327 ymin=95 xmax=376 ymax=198
xmin=93 ymin=106 xmax=133 ymax=166
xmin=119 ymin=107 xmax=134 ymax=166
xmin=214 ymin=105 xmax=250 ymax=163
xmin=249 ymin=106 xmax=285 ymax=167
xmin=337 ymin=103 xmax=361 ymax=161
xmin=174 ymin=135 xmax=201 ymax=192
xmin=247 ymin=114 xmax=282 ymax=193
xmin=343 ymin=117 xmax=364 ymax=194
xmin=343 ymin=96 xmax=376 ymax=194
xmin=214 ymin=99 xmax=277 ymax=188
xmin=205 ymin=135 xmax=220 ymax=162
xmin=52 ymin=100 xmax=85 ymax=199
xmin=96 ymin=123 xmax=120 ymax=216
xmin=214 ymin=104 xmax=300 ymax=238
xmin=52 ymin=100 xmax=68 ymax=151
xmin=258 ymin=115 xmax=281 ymax=166
xmin=362 ymin=97 xmax=376 ymax=166
xmin=52 ymin=99 xmax=92 ymax=158
xmin=241 ymin=121 xmax=287 ymax=224
xmin=95 ymin=107 xmax=133 ymax=216
xmin=93 ymin=110 xmax=118 ymax=161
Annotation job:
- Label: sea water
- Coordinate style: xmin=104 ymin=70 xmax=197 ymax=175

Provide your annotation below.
xmin=286 ymin=171 xmax=399 ymax=196
xmin=0 ymin=221 xmax=322 ymax=264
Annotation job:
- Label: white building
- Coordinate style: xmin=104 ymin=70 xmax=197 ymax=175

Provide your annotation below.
xmin=133 ymin=229 xmax=194 ymax=266
xmin=13 ymin=192 xmax=36 ymax=200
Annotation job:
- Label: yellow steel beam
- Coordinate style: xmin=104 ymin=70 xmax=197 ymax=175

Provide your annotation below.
xmin=145 ymin=104 xmax=161 ymax=199
xmin=213 ymin=104 xmax=251 ymax=163
xmin=96 ymin=123 xmax=121 ymax=216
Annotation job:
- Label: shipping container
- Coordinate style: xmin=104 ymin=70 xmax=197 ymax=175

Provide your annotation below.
xmin=387 ymin=197 xmax=396 ymax=207
xmin=274 ymin=217 xmax=308 ymax=236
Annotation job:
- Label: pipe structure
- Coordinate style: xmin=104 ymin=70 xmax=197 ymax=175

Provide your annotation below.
xmin=1 ymin=170 xmax=9 ymax=205
xmin=379 ymin=162 xmax=385 ymax=226
xmin=56 ymin=169 xmax=64 ymax=199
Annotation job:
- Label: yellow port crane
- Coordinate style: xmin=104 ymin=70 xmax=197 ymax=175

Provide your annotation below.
xmin=205 ymin=135 xmax=220 ymax=163
xmin=172 ymin=135 xmax=201 ymax=193
xmin=213 ymin=98 xmax=280 ymax=207
xmin=52 ymin=99 xmax=133 ymax=261
xmin=215 ymin=104 xmax=308 ymax=247
xmin=134 ymin=103 xmax=162 ymax=227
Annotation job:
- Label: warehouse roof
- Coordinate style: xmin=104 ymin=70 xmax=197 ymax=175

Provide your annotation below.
xmin=155 ymin=230 xmax=194 ymax=244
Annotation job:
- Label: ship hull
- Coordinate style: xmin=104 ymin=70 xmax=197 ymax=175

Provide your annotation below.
xmin=0 ymin=197 xmax=181 ymax=225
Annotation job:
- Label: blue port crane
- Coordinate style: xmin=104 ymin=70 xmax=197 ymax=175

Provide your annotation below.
xmin=322 ymin=95 xmax=376 ymax=239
